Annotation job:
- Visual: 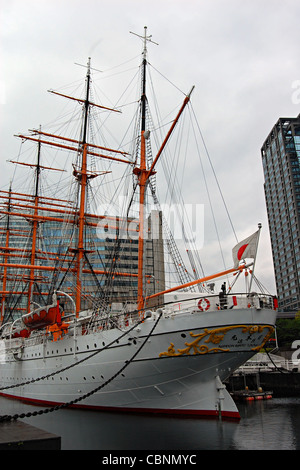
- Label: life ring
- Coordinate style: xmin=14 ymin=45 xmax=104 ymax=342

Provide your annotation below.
xmin=198 ymin=298 xmax=210 ymax=311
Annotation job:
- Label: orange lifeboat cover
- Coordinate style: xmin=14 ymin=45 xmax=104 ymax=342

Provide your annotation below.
xmin=23 ymin=305 xmax=59 ymax=330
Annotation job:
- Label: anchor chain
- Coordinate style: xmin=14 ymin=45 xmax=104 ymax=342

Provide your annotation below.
xmin=0 ymin=310 xmax=162 ymax=422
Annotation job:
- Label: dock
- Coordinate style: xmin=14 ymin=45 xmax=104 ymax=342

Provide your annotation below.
xmin=226 ymin=352 xmax=300 ymax=399
xmin=231 ymin=387 xmax=273 ymax=402
xmin=0 ymin=420 xmax=61 ymax=450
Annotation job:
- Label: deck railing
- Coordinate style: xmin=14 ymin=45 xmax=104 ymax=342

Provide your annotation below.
xmin=163 ymin=292 xmax=276 ymax=315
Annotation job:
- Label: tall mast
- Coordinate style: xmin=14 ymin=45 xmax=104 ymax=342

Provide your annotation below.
xmin=75 ymin=57 xmax=91 ymax=315
xmin=131 ymin=27 xmax=155 ymax=314
xmin=137 ymin=28 xmax=148 ymax=313
xmin=27 ymin=129 xmax=42 ymax=311
xmin=131 ymin=27 xmax=193 ymax=316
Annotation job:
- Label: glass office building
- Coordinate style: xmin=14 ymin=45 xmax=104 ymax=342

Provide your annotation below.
xmin=261 ymin=113 xmax=300 ymax=313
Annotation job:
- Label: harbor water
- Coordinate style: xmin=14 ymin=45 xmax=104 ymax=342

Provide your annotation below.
xmin=0 ymin=395 xmax=300 ymax=450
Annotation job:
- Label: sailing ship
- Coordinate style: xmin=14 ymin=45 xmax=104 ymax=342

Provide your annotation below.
xmin=0 ymin=28 xmax=277 ymax=420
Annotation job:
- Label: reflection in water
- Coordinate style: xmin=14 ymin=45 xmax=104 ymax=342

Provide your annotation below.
xmin=230 ymin=398 xmax=300 ymax=450
xmin=0 ymin=396 xmax=300 ymax=450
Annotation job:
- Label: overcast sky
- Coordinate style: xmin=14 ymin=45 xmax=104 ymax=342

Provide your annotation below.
xmin=1 ymin=0 xmax=300 ymax=294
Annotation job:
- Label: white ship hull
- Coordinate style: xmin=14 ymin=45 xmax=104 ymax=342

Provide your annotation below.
xmin=0 ymin=294 xmax=277 ymax=420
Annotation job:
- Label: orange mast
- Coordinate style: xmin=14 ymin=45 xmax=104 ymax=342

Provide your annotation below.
xmin=75 ymin=142 xmax=88 ymax=314
xmin=136 ymin=130 xmax=147 ymax=312
xmin=74 ymin=58 xmax=103 ymax=315
xmin=134 ymin=27 xmax=154 ymax=313
xmin=132 ymin=27 xmax=194 ymax=316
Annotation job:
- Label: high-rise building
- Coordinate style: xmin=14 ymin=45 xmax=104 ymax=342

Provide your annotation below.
xmin=261 ymin=113 xmax=300 ymax=313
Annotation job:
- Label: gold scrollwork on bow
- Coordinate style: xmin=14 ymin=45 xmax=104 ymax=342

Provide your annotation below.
xmin=159 ymin=324 xmax=274 ymax=357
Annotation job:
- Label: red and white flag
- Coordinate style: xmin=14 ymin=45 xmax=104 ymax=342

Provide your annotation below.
xmin=232 ymin=230 xmax=259 ymax=268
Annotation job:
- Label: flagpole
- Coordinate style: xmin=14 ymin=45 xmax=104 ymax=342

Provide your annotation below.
xmin=248 ymin=223 xmax=262 ymax=293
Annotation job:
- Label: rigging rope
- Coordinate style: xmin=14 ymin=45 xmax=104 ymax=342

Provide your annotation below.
xmin=189 ymin=104 xmax=238 ymax=244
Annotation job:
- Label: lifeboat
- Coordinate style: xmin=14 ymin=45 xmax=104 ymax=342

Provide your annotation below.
xmin=22 ymin=301 xmax=61 ymax=330
xmin=12 ymin=328 xmax=31 ymax=338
